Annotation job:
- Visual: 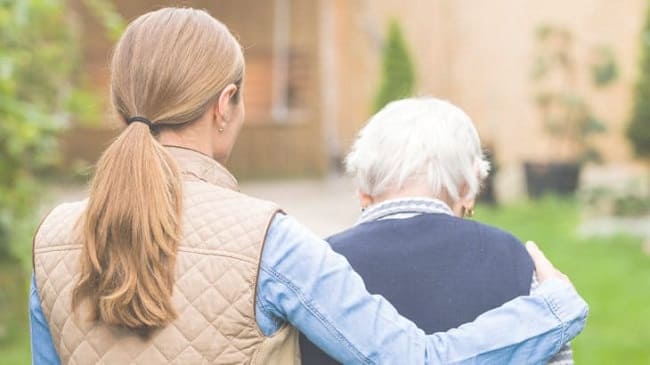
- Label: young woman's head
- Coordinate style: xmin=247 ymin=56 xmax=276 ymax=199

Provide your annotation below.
xmin=112 ymin=7 xmax=246 ymax=159
xmin=73 ymin=8 xmax=244 ymax=332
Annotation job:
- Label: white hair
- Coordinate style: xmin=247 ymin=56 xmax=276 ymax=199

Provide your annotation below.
xmin=345 ymin=97 xmax=490 ymax=203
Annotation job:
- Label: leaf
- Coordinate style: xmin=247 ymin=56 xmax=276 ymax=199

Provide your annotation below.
xmin=582 ymin=116 xmax=607 ymax=134
xmin=591 ymin=46 xmax=619 ymax=86
xmin=535 ymin=24 xmax=554 ymax=41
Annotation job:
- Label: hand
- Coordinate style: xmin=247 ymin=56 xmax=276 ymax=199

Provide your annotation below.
xmin=526 ymin=241 xmax=572 ymax=286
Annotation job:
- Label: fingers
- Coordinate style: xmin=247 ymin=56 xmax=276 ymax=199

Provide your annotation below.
xmin=526 ymin=241 xmax=551 ymax=277
xmin=526 ymin=241 xmax=572 ymax=286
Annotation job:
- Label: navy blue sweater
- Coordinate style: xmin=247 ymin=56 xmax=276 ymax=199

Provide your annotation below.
xmin=299 ymin=213 xmax=534 ymax=364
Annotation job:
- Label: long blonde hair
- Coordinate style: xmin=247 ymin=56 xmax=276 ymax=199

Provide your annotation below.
xmin=72 ymin=8 xmax=244 ymax=332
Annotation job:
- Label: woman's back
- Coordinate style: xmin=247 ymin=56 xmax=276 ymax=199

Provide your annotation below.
xmin=33 ymin=147 xmax=298 ymax=364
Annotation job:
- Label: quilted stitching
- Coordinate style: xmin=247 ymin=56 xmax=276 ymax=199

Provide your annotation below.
xmin=33 ymin=149 xmax=299 ymax=365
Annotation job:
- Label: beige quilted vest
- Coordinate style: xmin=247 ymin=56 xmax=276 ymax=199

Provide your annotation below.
xmin=33 ymin=146 xmax=300 ymax=365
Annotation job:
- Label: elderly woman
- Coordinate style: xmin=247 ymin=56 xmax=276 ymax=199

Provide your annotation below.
xmin=300 ymin=97 xmax=575 ymax=364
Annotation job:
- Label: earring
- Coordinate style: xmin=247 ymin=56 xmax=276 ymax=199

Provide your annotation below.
xmin=217 ymin=113 xmax=228 ymax=133
xmin=466 ymin=208 xmax=474 ymax=218
xmin=461 ymin=207 xmax=474 ymax=218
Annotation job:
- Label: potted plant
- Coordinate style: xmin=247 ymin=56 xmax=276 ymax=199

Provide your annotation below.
xmin=525 ymin=25 xmax=617 ymax=198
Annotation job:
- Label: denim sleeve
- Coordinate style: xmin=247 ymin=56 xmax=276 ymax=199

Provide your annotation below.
xmin=256 ymin=213 xmax=588 ymax=364
xmin=29 ymin=275 xmax=61 ymax=365
xmin=531 ymin=274 xmax=575 ymax=365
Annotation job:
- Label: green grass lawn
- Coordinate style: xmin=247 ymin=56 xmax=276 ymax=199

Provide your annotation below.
xmin=1 ymin=198 xmax=648 ymax=364
xmin=477 ymin=198 xmax=650 ymax=364
xmin=0 ymin=334 xmax=30 ymax=365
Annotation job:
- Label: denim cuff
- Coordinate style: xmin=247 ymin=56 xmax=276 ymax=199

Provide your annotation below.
xmin=533 ymin=278 xmax=589 ymax=344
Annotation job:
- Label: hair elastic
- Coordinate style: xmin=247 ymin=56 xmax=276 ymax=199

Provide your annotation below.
xmin=126 ymin=116 xmax=154 ymax=129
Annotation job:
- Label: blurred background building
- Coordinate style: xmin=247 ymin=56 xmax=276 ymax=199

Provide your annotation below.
xmin=65 ymin=0 xmax=648 ymax=200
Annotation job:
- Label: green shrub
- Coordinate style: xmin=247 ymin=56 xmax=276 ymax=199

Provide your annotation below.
xmin=373 ymin=20 xmax=416 ymax=112
xmin=0 ymin=0 xmax=123 ymax=349
xmin=0 ymin=0 xmax=123 ymax=264
xmin=0 ymin=0 xmax=79 ymax=261
xmin=629 ymin=4 xmax=650 ymax=160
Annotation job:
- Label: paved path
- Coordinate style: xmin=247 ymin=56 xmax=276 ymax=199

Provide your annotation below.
xmin=578 ymin=216 xmax=650 ymax=238
xmin=242 ymin=176 xmax=360 ymax=237
xmin=44 ymin=177 xmax=650 ymax=249
xmin=46 ymin=176 xmax=361 ymax=238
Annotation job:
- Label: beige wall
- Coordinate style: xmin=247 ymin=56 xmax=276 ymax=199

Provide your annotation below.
xmin=331 ymin=0 xmax=646 ymax=168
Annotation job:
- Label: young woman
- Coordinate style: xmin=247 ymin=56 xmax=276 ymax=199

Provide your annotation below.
xmin=30 ymin=8 xmax=587 ymax=364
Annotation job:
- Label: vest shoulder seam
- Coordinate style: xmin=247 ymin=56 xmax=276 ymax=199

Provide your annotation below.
xmin=177 ymin=247 xmax=258 ymax=265
xmin=34 ymin=245 xmax=82 ymax=253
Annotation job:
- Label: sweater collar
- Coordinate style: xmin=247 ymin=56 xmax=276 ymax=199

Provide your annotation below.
xmin=358 ymin=197 xmax=454 ymax=225
xmin=164 ymin=145 xmax=239 ymax=192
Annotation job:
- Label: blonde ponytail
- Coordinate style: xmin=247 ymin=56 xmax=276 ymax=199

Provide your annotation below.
xmin=73 ymin=122 xmax=182 ymax=329
xmin=72 ymin=7 xmax=244 ymax=332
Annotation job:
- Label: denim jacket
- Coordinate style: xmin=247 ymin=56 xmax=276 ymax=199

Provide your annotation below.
xmin=31 ymin=213 xmax=587 ymax=364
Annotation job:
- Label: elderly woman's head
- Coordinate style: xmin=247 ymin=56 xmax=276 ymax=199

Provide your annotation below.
xmin=346 ymin=97 xmax=490 ymax=216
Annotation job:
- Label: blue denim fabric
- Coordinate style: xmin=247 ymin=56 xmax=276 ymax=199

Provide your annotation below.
xmin=30 ymin=213 xmax=587 ymax=364
xmin=30 ymin=276 xmax=61 ymax=365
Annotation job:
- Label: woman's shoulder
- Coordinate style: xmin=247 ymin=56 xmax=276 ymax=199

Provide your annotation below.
xmin=465 ymin=219 xmax=533 ymax=268
xmin=38 ymin=199 xmax=88 ymax=229
xmin=439 ymin=215 xmax=528 ymax=257
xmin=410 ymin=213 xmax=525 ymax=248
xmin=33 ymin=199 xmax=88 ymax=250
xmin=183 ymin=180 xmax=280 ymax=213
xmin=470 ymin=219 xmax=523 ymax=247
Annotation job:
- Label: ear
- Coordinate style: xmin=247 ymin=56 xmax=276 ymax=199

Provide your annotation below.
xmin=452 ymin=183 xmax=475 ymax=217
xmin=216 ymin=84 xmax=239 ymax=120
xmin=465 ymin=198 xmax=476 ymax=211
xmin=358 ymin=191 xmax=374 ymax=210
xmin=458 ymin=183 xmax=476 ymax=206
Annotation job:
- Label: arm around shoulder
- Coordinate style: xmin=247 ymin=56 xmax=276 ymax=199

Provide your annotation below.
xmin=257 ymin=213 xmax=589 ymax=364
